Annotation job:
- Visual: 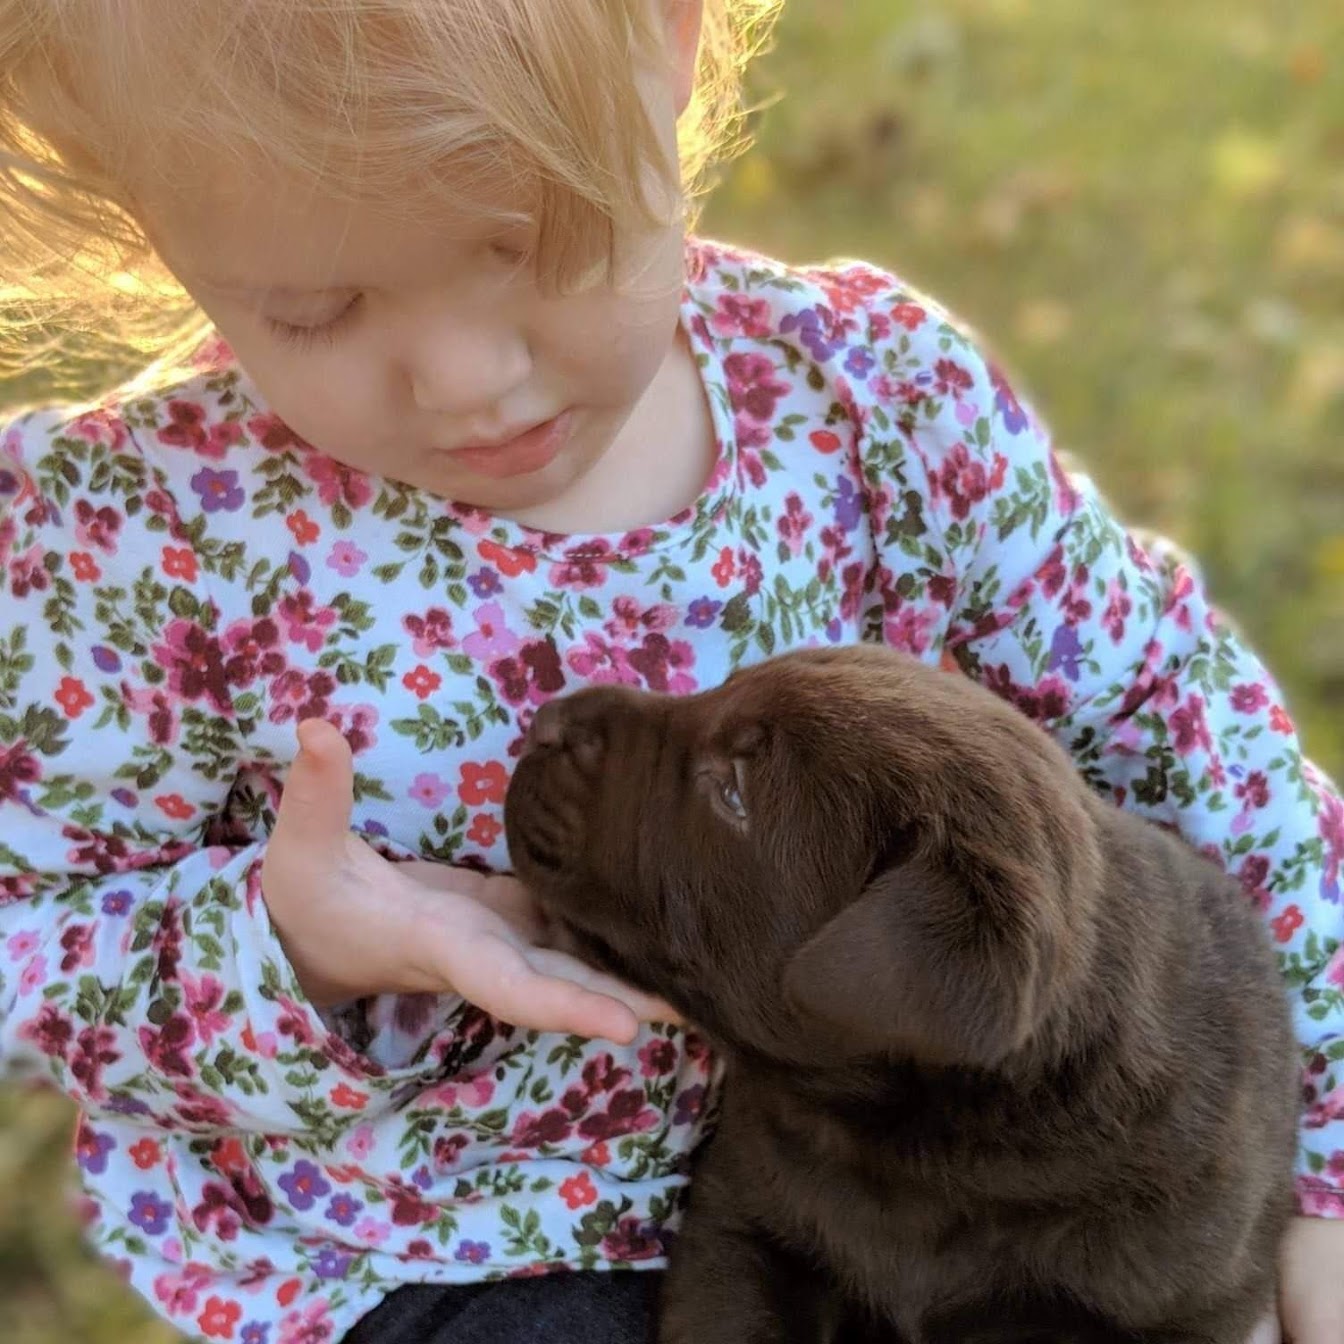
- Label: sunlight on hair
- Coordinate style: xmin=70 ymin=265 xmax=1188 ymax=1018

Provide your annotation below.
xmin=0 ymin=0 xmax=782 ymax=394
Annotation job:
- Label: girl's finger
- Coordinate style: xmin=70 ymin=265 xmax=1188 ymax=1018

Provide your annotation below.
xmin=272 ymin=718 xmax=356 ymax=852
xmin=449 ymin=937 xmax=641 ymax=1043
xmin=523 ymin=947 xmax=684 ymax=1025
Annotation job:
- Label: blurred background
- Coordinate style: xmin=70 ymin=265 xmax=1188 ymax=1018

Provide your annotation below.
xmin=2 ymin=0 xmax=1341 ymax=1339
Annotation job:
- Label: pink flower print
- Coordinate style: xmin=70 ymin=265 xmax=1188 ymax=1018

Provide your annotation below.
xmin=353 ymin=1216 xmax=391 ymax=1246
xmin=247 ymin=412 xmax=307 ymax=453
xmin=181 ymin=972 xmax=232 ymax=1048
xmin=461 ymin=602 xmax=521 ymax=662
xmin=566 ymin=633 xmax=638 ymax=686
xmin=490 ymin=638 xmax=565 ymax=708
xmin=6 ymin=928 xmax=39 ymax=961
xmin=326 ymin=540 xmax=368 ymax=577
xmin=330 ymin=703 xmax=379 ymax=755
xmin=158 ymin=400 xmax=208 ymax=451
xmin=19 ymin=1001 xmax=73 ymax=1059
xmin=638 ymin=1038 xmax=678 ymax=1077
xmin=222 ymin=616 xmax=286 ymax=687
xmin=1230 ymin=683 xmax=1269 ymax=715
xmin=278 ymin=591 xmax=338 ymax=653
xmin=19 ymin=952 xmax=47 ymax=995
xmin=152 ymin=619 xmax=232 ymax=714
xmin=883 ymin=603 xmax=939 ymax=657
xmin=724 ymin=352 xmax=791 ymax=423
xmin=933 ymin=443 xmax=1003 ymax=521
xmin=138 ymin=1013 xmax=197 ymax=1077
xmin=409 ymin=772 xmax=451 ymax=808
xmin=627 ymin=633 xmax=696 ymax=695
xmin=305 ymin=454 xmax=373 ymax=510
xmin=69 ymin=1024 xmax=119 ymax=1099
xmin=404 ymin=607 xmax=459 ymax=658
xmin=278 ymin=1299 xmax=335 ymax=1344
xmin=73 ymin=498 xmax=122 ymax=553
xmin=70 ymin=407 xmax=130 ymax=451
xmin=933 ymin=358 xmax=975 ymax=399
xmin=711 ymin=293 xmax=772 ymax=338
xmin=268 ymin=668 xmax=336 ymax=724
xmin=153 ymin=1263 xmax=214 ymax=1315
xmin=1102 ymin=582 xmax=1132 ymax=643
xmin=548 ymin=541 xmax=613 ymax=591
xmin=345 ymin=1124 xmax=376 ymax=1160
xmin=605 ymin=596 xmax=678 ymax=639
xmin=777 ymin=492 xmax=814 ymax=557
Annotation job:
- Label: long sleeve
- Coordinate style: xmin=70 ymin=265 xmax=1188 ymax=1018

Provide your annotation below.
xmin=0 ymin=404 xmax=445 ymax=1139
xmin=855 ymin=281 xmax=1344 ymax=1214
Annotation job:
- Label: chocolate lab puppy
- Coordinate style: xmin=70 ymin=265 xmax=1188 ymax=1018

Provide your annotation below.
xmin=504 ymin=646 xmax=1298 ymax=1344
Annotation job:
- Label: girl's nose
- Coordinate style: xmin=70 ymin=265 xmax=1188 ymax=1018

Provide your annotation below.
xmin=407 ymin=309 xmax=533 ymax=416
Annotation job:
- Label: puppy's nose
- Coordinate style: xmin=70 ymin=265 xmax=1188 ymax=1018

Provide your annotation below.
xmin=527 ymin=698 xmax=568 ymax=753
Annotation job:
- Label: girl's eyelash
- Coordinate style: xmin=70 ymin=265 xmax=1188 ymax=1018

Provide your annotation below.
xmin=265 ymin=295 xmax=363 ymax=351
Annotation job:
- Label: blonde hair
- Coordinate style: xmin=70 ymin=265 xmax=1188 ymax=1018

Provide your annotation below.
xmin=0 ymin=0 xmax=780 ymax=389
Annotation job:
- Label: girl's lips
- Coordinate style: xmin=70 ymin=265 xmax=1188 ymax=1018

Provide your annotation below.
xmin=445 ymin=411 xmax=574 ymax=480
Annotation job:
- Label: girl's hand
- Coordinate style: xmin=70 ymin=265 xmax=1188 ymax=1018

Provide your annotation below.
xmin=1274 ymin=1215 xmax=1344 ymax=1342
xmin=260 ymin=718 xmax=679 ymax=1043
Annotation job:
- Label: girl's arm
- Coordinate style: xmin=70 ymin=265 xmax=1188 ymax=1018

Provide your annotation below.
xmin=855 ymin=277 xmax=1343 ymax=1216
xmin=0 ymin=404 xmax=462 ymax=1138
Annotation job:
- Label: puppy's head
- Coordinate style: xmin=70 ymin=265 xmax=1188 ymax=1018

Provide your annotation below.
xmin=505 ymin=646 xmax=1102 ymax=1070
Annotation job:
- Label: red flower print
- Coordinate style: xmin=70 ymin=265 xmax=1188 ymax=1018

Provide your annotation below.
xmin=0 ymin=739 xmax=41 ymax=803
xmin=129 ymin=1137 xmax=162 ymax=1170
xmin=467 ymin=814 xmax=503 ymax=848
xmin=490 ymin=639 xmax=564 ymax=708
xmin=891 ymin=301 xmax=927 ymax=331
xmin=55 ymin=676 xmax=94 ymax=718
xmin=197 ymin=1296 xmax=242 ymax=1340
xmin=162 ymin=546 xmax=199 ymax=582
xmin=69 ymin=551 xmax=101 ymax=582
xmin=809 ymin=430 xmax=843 ymax=454
xmin=479 ymin=538 xmax=536 ymax=578
xmin=638 ymin=1038 xmax=677 ymax=1077
xmin=248 ymin=412 xmax=306 ymax=453
xmin=211 ymin=1137 xmax=250 ymax=1176
xmin=559 ymin=1172 xmax=598 ymax=1210
xmin=306 ymin=454 xmax=374 ymax=510
xmin=276 ymin=1279 xmax=303 ymax=1308
xmin=156 ymin=793 xmax=196 ymax=821
xmin=933 ymin=358 xmax=974 ymax=398
xmin=459 ymin=761 xmax=508 ymax=806
xmin=402 ymin=665 xmax=442 ymax=700
xmin=158 ymin=400 xmax=208 ymax=450
xmin=331 ymin=1083 xmax=369 ymax=1110
xmin=1270 ymin=705 xmax=1294 ymax=735
xmin=1271 ymin=906 xmax=1304 ymax=943
xmin=724 ymin=352 xmax=791 ymax=424
xmin=287 ymin=510 xmax=320 ymax=545
xmin=711 ymin=546 xmax=735 ymax=588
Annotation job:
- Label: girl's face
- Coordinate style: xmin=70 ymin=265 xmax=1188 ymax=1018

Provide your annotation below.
xmin=133 ymin=0 xmax=703 ymax=521
xmin=148 ymin=182 xmax=690 ymax=518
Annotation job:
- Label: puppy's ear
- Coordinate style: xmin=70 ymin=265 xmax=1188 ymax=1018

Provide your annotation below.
xmin=781 ymin=849 xmax=1063 ymax=1070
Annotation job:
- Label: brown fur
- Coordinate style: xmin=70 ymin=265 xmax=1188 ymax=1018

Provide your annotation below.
xmin=503 ymin=646 xmax=1299 ymax=1344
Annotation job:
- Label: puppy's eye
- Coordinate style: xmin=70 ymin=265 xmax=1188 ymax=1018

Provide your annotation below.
xmin=709 ymin=758 xmax=749 ymax=827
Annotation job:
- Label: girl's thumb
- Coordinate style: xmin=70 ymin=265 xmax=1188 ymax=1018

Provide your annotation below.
xmin=273 ymin=718 xmax=356 ymax=848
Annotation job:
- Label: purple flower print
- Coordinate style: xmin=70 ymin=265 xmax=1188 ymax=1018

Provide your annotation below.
xmin=327 ymin=541 xmax=368 ymax=578
xmin=91 ymin=645 xmax=121 ymax=673
xmin=990 ymin=362 xmax=1030 ymax=434
xmin=313 ymin=1246 xmax=354 ymax=1279
xmin=325 ymin=1193 xmax=363 ymax=1227
xmin=779 ymin=305 xmax=844 ymax=363
xmin=1048 ymin=624 xmax=1084 ymax=682
xmin=289 ymin=550 xmax=311 ymax=584
xmin=409 ymin=773 xmax=451 ymax=808
xmin=129 ymin=1191 xmax=173 ymax=1236
xmin=468 ymin=568 xmax=502 ymax=599
xmin=462 ymin=601 xmax=522 ymax=662
xmin=673 ymin=1084 xmax=705 ymax=1126
xmin=845 ymin=346 xmax=876 ymax=379
xmin=189 ymin=467 xmax=245 ymax=513
xmin=76 ymin=1124 xmax=115 ymax=1174
xmin=277 ymin=1160 xmax=331 ymax=1212
xmin=833 ymin=476 xmax=864 ymax=533
xmin=686 ymin=598 xmax=721 ymax=630
xmin=109 ymin=787 xmax=137 ymax=809
xmin=101 ymin=889 xmax=132 ymax=916
xmin=454 ymin=1239 xmax=491 ymax=1265
xmin=241 ymin=1324 xmax=272 ymax=1344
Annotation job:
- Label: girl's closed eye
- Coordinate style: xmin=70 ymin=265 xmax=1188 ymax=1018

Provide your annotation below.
xmin=265 ymin=294 xmax=364 ymax=351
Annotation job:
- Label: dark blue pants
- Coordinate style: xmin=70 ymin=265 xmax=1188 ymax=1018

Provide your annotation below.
xmin=341 ymin=1270 xmax=662 ymax=1344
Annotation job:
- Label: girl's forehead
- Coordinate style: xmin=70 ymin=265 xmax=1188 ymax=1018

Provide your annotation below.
xmin=142 ymin=169 xmax=526 ymax=295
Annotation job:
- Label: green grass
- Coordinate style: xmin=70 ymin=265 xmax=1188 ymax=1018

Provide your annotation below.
xmin=2 ymin=2 xmax=1341 ymax=1338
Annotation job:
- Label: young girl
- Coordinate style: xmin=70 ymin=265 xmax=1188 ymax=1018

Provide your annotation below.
xmin=0 ymin=3 xmax=1340 ymax=1342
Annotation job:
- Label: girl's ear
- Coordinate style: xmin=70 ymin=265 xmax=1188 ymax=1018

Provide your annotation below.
xmin=662 ymin=0 xmax=705 ymax=116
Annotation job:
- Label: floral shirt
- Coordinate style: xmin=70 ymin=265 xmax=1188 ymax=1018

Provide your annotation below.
xmin=1 ymin=238 xmax=1341 ymax=1344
